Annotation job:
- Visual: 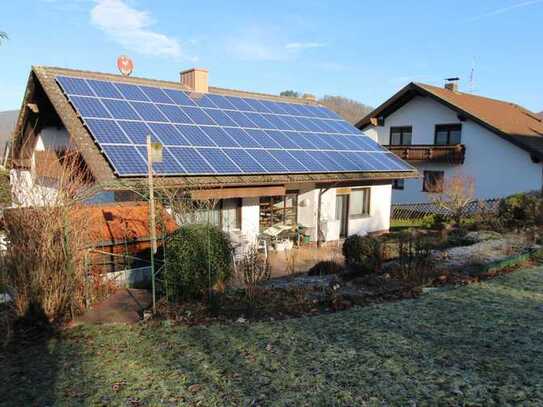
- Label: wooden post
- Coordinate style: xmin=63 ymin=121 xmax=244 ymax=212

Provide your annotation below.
xmin=146 ymin=135 xmax=157 ymax=314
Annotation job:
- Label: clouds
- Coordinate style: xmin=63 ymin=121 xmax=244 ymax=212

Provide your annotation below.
xmin=226 ymin=27 xmax=327 ymax=61
xmin=465 ymin=0 xmax=543 ymax=22
xmin=285 ymin=42 xmax=326 ymax=50
xmin=90 ymin=0 xmax=185 ymax=59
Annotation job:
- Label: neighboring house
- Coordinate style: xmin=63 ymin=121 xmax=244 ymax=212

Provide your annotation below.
xmin=357 ymin=81 xmax=543 ymax=204
xmin=10 ymin=66 xmax=415 ymax=245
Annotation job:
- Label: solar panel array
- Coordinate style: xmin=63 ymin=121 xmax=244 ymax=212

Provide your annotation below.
xmin=55 ymin=75 xmax=413 ymax=177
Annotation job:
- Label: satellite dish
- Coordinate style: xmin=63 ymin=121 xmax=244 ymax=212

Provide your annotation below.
xmin=117 ymin=55 xmax=134 ymax=76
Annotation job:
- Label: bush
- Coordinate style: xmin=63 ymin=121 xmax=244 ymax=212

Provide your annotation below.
xmin=164 ymin=224 xmax=233 ymax=301
xmin=497 ymin=192 xmax=543 ymax=228
xmin=420 ymin=213 xmax=449 ymax=230
xmin=238 ymin=245 xmax=271 ymax=313
xmin=307 ymin=260 xmax=343 ymax=276
xmin=395 ymin=231 xmax=435 ymax=286
xmin=342 ymin=235 xmax=382 ymax=274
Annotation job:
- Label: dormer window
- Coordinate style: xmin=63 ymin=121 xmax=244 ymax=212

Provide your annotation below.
xmin=389 ymin=126 xmax=412 ymax=145
xmin=435 ymin=124 xmax=462 ymax=145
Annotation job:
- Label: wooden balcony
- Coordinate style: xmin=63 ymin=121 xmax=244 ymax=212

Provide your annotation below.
xmin=385 ymin=144 xmax=465 ymax=164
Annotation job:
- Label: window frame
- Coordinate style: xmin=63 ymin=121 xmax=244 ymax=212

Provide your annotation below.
xmin=434 ymin=124 xmax=462 ymax=145
xmin=259 ymin=191 xmax=298 ymax=231
xmin=422 ymin=171 xmax=444 ymax=193
xmin=389 ymin=126 xmax=413 ymax=146
xmin=349 ymin=188 xmax=371 ymax=219
xmin=392 ymin=179 xmax=405 ymax=190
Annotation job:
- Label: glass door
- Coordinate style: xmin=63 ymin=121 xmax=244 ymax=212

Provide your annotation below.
xmin=335 ymin=194 xmax=349 ymax=238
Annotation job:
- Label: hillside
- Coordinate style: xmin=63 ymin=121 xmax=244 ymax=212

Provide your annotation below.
xmin=0 ymin=110 xmax=18 ymax=154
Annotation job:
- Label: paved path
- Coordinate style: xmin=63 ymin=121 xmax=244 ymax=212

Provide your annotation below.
xmin=74 ymin=288 xmax=152 ymax=325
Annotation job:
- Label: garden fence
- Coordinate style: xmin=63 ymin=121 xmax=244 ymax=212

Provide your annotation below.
xmin=391 ymin=198 xmax=501 ymax=220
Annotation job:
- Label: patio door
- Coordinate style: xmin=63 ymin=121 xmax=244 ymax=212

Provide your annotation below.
xmin=335 ymin=194 xmax=349 ymax=238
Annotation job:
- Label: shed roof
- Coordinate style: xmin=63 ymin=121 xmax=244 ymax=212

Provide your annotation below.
xmin=78 ymin=201 xmax=177 ymax=247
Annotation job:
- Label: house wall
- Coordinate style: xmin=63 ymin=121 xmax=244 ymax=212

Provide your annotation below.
xmin=363 ymin=95 xmax=543 ymax=203
xmin=231 ymin=184 xmax=392 ymax=245
xmin=10 ymin=127 xmax=71 ymax=207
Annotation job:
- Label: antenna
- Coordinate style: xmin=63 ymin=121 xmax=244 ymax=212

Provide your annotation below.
xmin=445 ymin=77 xmax=460 ymax=82
xmin=469 ymin=57 xmax=476 ymax=93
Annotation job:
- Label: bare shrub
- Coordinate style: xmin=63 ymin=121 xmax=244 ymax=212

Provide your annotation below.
xmin=238 ymin=245 xmax=271 ymax=311
xmin=395 ymin=231 xmax=436 ymax=286
xmin=1 ymin=149 xmax=104 ymax=337
xmin=430 ymin=174 xmax=475 ymax=226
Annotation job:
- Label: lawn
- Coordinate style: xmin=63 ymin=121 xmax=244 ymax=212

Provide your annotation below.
xmin=3 ymin=268 xmax=543 ymax=406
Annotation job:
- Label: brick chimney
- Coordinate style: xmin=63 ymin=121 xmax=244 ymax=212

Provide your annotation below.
xmin=445 ymin=82 xmax=458 ymax=92
xmin=180 ymin=68 xmax=208 ymax=93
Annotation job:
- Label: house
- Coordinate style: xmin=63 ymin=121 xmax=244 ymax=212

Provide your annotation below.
xmin=357 ymin=81 xmax=543 ymax=204
xmin=10 ymin=66 xmax=415 ymax=245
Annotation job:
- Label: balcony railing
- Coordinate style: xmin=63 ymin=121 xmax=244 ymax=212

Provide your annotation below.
xmin=384 ymin=144 xmax=465 ymax=164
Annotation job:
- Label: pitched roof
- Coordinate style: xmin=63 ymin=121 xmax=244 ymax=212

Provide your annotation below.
xmin=356 ymin=82 xmax=543 ymax=159
xmin=12 ymin=66 xmax=417 ymax=189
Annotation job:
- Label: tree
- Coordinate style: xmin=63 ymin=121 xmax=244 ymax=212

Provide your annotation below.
xmin=318 ymin=95 xmax=373 ymax=124
xmin=429 ymin=174 xmax=475 ymax=226
xmin=0 ymin=32 xmax=8 ymax=44
xmin=280 ymin=90 xmax=300 ymax=98
xmin=279 ymin=90 xmax=373 ymax=124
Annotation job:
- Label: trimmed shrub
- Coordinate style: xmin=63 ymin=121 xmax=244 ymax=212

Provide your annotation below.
xmin=342 ymin=235 xmax=383 ymax=274
xmin=307 ymin=260 xmax=343 ymax=276
xmin=497 ymin=192 xmax=543 ymax=228
xmin=164 ymin=224 xmax=232 ymax=301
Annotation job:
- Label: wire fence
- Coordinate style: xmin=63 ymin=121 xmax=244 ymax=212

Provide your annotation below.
xmin=391 ymin=198 xmax=502 ymax=220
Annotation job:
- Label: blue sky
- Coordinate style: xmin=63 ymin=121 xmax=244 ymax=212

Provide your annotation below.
xmin=1 ymin=0 xmax=542 ymax=112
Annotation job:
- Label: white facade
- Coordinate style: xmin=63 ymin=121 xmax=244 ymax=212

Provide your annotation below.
xmin=10 ymin=127 xmax=71 ymax=207
xmin=236 ymin=184 xmax=391 ymax=244
xmin=363 ymin=95 xmax=543 ymax=203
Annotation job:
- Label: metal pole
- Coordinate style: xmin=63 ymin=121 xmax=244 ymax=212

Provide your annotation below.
xmin=147 ymin=135 xmax=157 ymax=314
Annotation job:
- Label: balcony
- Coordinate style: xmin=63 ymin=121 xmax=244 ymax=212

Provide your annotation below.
xmin=385 ymin=144 xmax=465 ymax=164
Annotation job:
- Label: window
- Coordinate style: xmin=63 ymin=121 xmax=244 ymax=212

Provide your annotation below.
xmin=222 ymin=198 xmax=242 ymax=232
xmin=392 ymin=179 xmax=404 ymax=190
xmin=389 ymin=126 xmax=412 ymax=145
xmin=435 ymin=124 xmax=462 ymax=145
xmin=349 ymin=188 xmax=371 ymax=218
xmin=184 ymin=199 xmax=241 ymax=232
xmin=259 ymin=192 xmax=298 ymax=231
xmin=423 ymin=171 xmax=444 ymax=193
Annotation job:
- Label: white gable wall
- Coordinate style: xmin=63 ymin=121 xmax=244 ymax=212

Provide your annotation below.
xmin=11 ymin=127 xmax=71 ymax=207
xmin=363 ymin=95 xmax=543 ymax=203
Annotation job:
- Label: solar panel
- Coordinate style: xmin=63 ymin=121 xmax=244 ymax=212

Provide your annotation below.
xmin=85 ymin=119 xmax=130 ymax=144
xmin=70 ymin=96 xmax=110 ymax=118
xmin=101 ymin=99 xmax=140 ymax=120
xmin=197 ymin=148 xmax=243 ymax=174
xmin=56 ymin=75 xmax=414 ymax=177
xmin=87 ymin=79 xmax=123 ymax=99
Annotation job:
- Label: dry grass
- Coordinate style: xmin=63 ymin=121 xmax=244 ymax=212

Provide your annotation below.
xmin=1 ymin=150 xmax=108 ymax=342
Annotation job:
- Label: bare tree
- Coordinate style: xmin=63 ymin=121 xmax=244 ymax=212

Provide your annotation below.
xmin=430 ymin=174 xmax=475 ymax=225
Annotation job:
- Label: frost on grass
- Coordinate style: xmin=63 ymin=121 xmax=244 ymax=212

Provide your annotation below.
xmin=3 ymin=267 xmax=543 ymax=406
